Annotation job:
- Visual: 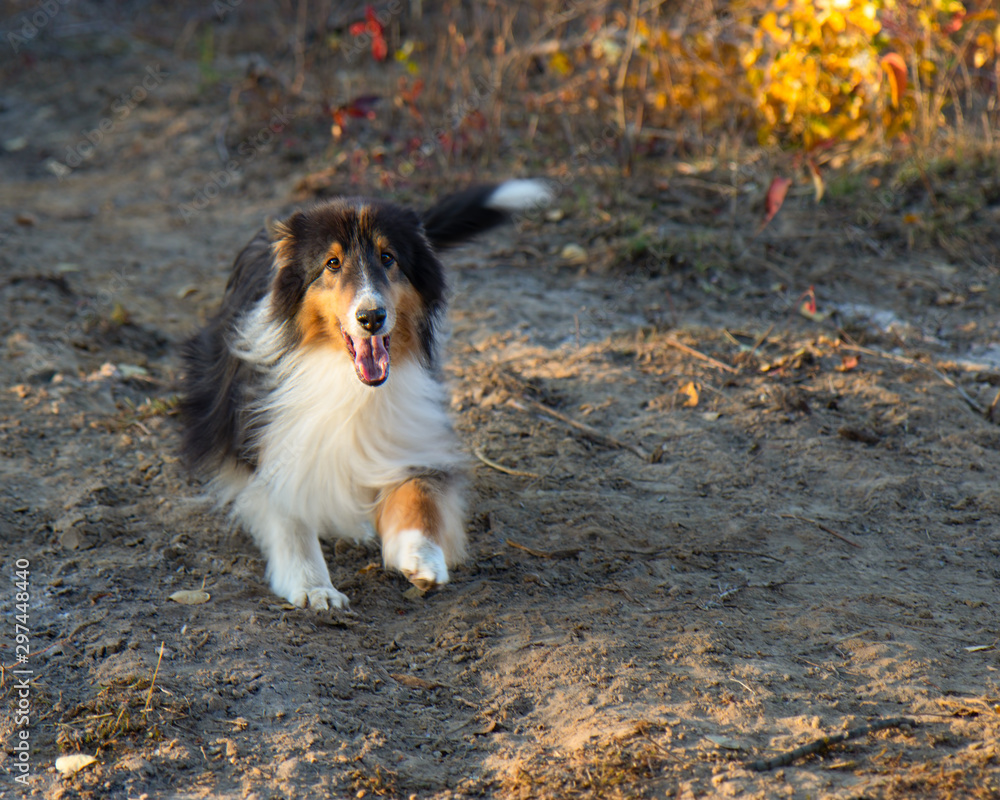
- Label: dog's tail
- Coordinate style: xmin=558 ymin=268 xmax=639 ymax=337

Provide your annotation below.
xmin=421 ymin=179 xmax=553 ymax=250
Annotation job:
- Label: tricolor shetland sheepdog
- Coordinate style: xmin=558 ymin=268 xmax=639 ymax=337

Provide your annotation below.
xmin=181 ymin=180 xmax=551 ymax=610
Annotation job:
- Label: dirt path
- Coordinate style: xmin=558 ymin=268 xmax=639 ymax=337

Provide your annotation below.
xmin=2 ymin=35 xmax=1000 ymax=800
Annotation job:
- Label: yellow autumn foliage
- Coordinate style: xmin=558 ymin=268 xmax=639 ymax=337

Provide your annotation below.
xmin=560 ymin=0 xmax=998 ymax=150
xmin=740 ymin=0 xmax=887 ymax=147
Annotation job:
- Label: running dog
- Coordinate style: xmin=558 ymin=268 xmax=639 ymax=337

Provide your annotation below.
xmin=181 ymin=180 xmax=550 ymax=609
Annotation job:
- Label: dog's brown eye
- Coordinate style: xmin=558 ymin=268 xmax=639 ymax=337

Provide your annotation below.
xmin=380 ymin=252 xmax=395 ymax=267
xmin=326 ymin=257 xmax=341 ymax=270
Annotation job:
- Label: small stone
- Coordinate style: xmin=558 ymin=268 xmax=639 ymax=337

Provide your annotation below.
xmin=59 ymin=528 xmax=82 ymax=550
xmin=560 ymin=243 xmax=587 ymax=264
xmin=116 ymin=755 xmax=154 ymax=775
xmin=403 ymin=585 xmax=426 ymax=601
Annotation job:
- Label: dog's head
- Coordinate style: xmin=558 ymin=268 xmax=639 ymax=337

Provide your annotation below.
xmin=268 ymin=199 xmax=445 ymax=386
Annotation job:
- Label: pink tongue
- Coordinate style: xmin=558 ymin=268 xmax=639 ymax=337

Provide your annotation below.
xmin=352 ymin=335 xmax=390 ymax=383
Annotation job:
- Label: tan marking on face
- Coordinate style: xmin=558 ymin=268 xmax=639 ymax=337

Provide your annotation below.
xmin=355 ymin=204 xmax=371 ymax=234
xmin=296 ymin=261 xmax=355 ymax=349
xmin=372 ymin=230 xmax=391 ymax=255
xmin=377 ymin=479 xmax=442 ymax=542
xmin=322 ymin=241 xmax=346 ymax=267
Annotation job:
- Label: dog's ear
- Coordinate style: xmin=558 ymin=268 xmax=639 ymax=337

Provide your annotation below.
xmin=268 ymin=211 xmax=310 ymax=320
xmin=268 ymin=211 xmax=305 ymax=269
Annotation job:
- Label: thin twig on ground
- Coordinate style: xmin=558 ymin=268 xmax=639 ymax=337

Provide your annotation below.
xmin=709 ymin=548 xmax=785 ymax=563
xmin=779 ymin=514 xmax=862 ymax=549
xmin=510 ymin=397 xmax=650 ymax=461
xmin=662 ymin=336 xmax=739 ymax=374
xmin=143 ymin=641 xmax=166 ymax=713
xmin=747 ymin=717 xmax=916 ymax=772
xmin=506 ymin=539 xmax=581 ymax=559
xmin=473 ymin=448 xmax=541 ymax=479
xmin=988 ymin=388 xmax=1000 ymax=423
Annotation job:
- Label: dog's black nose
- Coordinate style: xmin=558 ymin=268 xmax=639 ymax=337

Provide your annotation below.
xmin=356 ymin=307 xmax=387 ymax=333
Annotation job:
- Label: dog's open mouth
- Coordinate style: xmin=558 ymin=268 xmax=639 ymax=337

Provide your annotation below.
xmin=343 ymin=329 xmax=391 ymax=386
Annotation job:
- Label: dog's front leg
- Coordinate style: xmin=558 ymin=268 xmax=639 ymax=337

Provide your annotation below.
xmin=376 ymin=476 xmax=465 ymax=590
xmin=238 ymin=496 xmax=349 ymax=610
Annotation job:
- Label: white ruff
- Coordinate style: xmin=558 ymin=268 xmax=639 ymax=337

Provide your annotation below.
xmin=227 ymin=350 xmax=464 ymax=540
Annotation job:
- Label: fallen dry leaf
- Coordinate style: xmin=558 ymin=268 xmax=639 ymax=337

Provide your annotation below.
xmin=798 ymin=286 xmax=829 ymax=322
xmin=679 ymin=381 xmax=699 ymax=408
xmin=56 ymin=754 xmax=97 ymax=776
xmin=705 ymin=734 xmax=744 ymax=751
xmin=763 ymin=176 xmax=792 ymax=227
xmin=390 ymin=674 xmax=445 ymax=690
xmin=560 ymin=243 xmax=587 ymax=264
xmin=169 ymin=589 xmax=210 ymax=605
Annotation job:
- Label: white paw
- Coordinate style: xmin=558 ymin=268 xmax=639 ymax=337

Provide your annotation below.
xmin=383 ymin=529 xmax=449 ymax=590
xmin=287 ymin=584 xmax=350 ymax=611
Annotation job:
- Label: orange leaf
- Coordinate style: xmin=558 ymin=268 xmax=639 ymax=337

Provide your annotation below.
xmin=837 ymin=354 xmax=860 ymax=372
xmin=679 ymin=381 xmax=699 ymax=408
xmin=763 ymin=176 xmax=792 ymax=226
xmin=881 ymin=53 xmax=907 ymax=109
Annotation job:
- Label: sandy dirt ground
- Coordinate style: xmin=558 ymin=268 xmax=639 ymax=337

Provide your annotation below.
xmin=1 ymin=12 xmax=1000 ymax=800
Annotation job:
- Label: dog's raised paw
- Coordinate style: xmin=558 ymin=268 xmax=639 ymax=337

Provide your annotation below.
xmin=288 ymin=585 xmax=350 ymax=611
xmin=384 ymin=529 xmax=449 ymax=590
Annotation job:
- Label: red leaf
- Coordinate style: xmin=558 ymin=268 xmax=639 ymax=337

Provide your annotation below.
xmin=881 ymin=53 xmax=907 ymax=108
xmin=763 ymin=176 xmax=792 ymax=226
xmin=802 ymin=285 xmax=816 ymax=316
xmin=349 ymin=21 xmax=367 ymax=35
xmin=364 ymin=5 xmax=383 ymax=34
xmin=371 ymin=34 xmax=388 ymax=61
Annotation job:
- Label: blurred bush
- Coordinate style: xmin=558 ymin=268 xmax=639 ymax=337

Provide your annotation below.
xmin=549 ymin=0 xmax=999 ymax=151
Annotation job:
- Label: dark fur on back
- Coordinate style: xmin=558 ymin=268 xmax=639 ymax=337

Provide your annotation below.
xmin=180 ymin=185 xmax=523 ymax=476
xmin=180 ymin=232 xmax=273 ymax=473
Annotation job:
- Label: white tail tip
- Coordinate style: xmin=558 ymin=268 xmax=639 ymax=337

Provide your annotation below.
xmin=485 ymin=179 xmax=554 ymax=213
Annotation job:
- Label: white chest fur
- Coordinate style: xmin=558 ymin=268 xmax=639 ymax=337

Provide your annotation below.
xmin=251 ymin=349 xmax=463 ymax=535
